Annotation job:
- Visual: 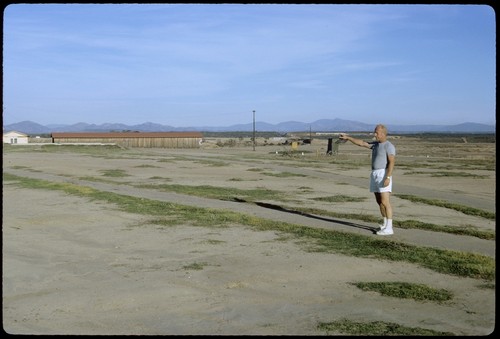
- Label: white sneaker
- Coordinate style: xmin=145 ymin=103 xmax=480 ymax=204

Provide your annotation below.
xmin=376 ymin=228 xmax=393 ymax=235
xmin=378 ymin=224 xmax=386 ymax=231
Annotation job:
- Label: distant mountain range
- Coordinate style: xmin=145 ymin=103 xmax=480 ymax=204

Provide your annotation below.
xmin=2 ymin=119 xmax=496 ymax=135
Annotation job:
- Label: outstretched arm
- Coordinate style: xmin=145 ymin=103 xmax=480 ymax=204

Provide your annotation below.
xmin=339 ymin=133 xmax=372 ymax=149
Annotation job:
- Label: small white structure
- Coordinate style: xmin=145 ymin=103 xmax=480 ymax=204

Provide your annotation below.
xmin=3 ymin=131 xmax=29 ymax=144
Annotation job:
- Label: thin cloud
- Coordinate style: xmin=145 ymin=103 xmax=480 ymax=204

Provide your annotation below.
xmin=3 ymin=4 xmax=495 ymax=126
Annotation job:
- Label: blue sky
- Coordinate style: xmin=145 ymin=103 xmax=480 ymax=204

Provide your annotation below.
xmin=3 ymin=4 xmax=496 ymax=127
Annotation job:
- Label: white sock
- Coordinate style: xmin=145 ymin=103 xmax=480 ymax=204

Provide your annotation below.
xmin=377 ymin=219 xmax=394 ymax=235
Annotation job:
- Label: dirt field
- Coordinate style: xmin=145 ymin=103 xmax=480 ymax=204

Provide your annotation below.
xmin=2 ymin=136 xmax=495 ymax=335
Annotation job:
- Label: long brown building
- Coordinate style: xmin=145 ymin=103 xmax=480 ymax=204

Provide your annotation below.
xmin=51 ymin=132 xmax=203 ymax=148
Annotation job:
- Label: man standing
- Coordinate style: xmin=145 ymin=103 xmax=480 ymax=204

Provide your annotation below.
xmin=339 ymin=124 xmax=396 ymax=235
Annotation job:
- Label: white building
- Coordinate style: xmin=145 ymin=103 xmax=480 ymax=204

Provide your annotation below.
xmin=3 ymin=131 xmax=29 ymax=144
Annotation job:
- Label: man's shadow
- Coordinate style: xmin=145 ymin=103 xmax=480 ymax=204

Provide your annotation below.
xmin=232 ymin=198 xmax=378 ymax=234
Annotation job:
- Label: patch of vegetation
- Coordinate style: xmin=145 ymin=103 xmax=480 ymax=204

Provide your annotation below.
xmin=306 ymin=227 xmax=494 ymax=280
xmin=406 ymin=133 xmax=495 ymax=143
xmin=200 ymin=239 xmax=226 ymax=245
xmin=404 ymin=171 xmax=488 ymax=178
xmin=398 ymin=158 xmax=495 ymax=171
xmin=247 ymin=168 xmax=264 ymax=172
xmin=276 ymin=204 xmax=494 ymax=240
xmin=99 ymin=169 xmax=130 ymax=177
xmin=396 ymin=194 xmax=495 ymax=220
xmin=51 ymin=173 xmax=495 ymax=241
xmin=157 ymin=158 xmax=177 ymax=163
xmin=134 ymin=164 xmax=160 ymax=168
xmin=136 ymin=183 xmax=287 ymax=202
xmin=182 ymin=262 xmax=209 ymax=271
xmin=2 ymin=144 xmax=43 ymax=153
xmin=311 ymin=195 xmax=366 ymax=203
xmin=445 ymin=158 xmax=495 ymax=171
xmin=317 ymin=319 xmax=455 ymax=336
xmin=193 ymin=159 xmax=228 ymax=167
xmin=351 ymin=281 xmax=453 ymax=302
xmin=216 ymin=138 xmax=238 ymax=147
xmin=3 ymin=173 xmax=495 ymax=281
xmin=149 ymin=176 xmax=171 ymax=181
xmin=273 ymin=150 xmax=313 ymax=157
xmin=42 ymin=144 xmax=125 ymax=154
xmin=78 ymin=176 xmax=129 ymax=185
xmin=261 ymin=171 xmax=307 ymax=178
xmin=393 ymin=219 xmax=495 ymax=240
xmin=476 ymin=282 xmax=495 ymax=290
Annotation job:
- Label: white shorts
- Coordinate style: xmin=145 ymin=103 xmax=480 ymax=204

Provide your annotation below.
xmin=370 ymin=169 xmax=392 ymax=193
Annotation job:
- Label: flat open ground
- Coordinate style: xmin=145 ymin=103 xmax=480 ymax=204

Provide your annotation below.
xmin=2 ymin=135 xmax=495 ymax=335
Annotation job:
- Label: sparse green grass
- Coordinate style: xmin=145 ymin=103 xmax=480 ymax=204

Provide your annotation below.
xmin=149 ymin=176 xmax=171 ymax=181
xmin=19 ymin=169 xmax=493 ymax=240
xmin=351 ymin=281 xmax=453 ymax=302
xmin=404 ymin=171 xmax=488 ymax=178
xmin=134 ymin=164 xmax=160 ymax=168
xmin=78 ymin=176 xmax=130 ymax=185
xmin=393 ymin=219 xmax=495 ymax=240
xmin=99 ymin=169 xmax=130 ymax=177
xmin=276 ymin=204 xmax=495 ymax=240
xmin=2 ymin=144 xmax=43 ymax=153
xmin=193 ymin=159 xmax=228 ymax=167
xmin=155 ymin=155 xmax=230 ymax=168
xmin=201 ymin=239 xmax=226 ymax=245
xmin=157 ymin=158 xmax=177 ymax=163
xmin=317 ymin=319 xmax=455 ymax=336
xmin=135 ymin=183 xmax=288 ymax=202
xmin=396 ymin=194 xmax=495 ymax=220
xmin=477 ymin=282 xmax=495 ymax=289
xmin=397 ymin=159 xmax=495 ymax=172
xmin=273 ymin=150 xmax=313 ymax=157
xmin=247 ymin=168 xmax=263 ymax=172
xmin=135 ymin=178 xmax=499 ymax=238
xmin=182 ymin=262 xmax=209 ymax=270
xmin=261 ymin=171 xmax=307 ymax=178
xmin=311 ymin=195 xmax=366 ymax=203
xmin=35 ymin=144 xmax=126 ymax=154
xmin=3 ymin=173 xmax=495 ymax=281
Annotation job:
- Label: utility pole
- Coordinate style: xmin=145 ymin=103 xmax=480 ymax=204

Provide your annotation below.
xmin=253 ymin=110 xmax=256 ymax=151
